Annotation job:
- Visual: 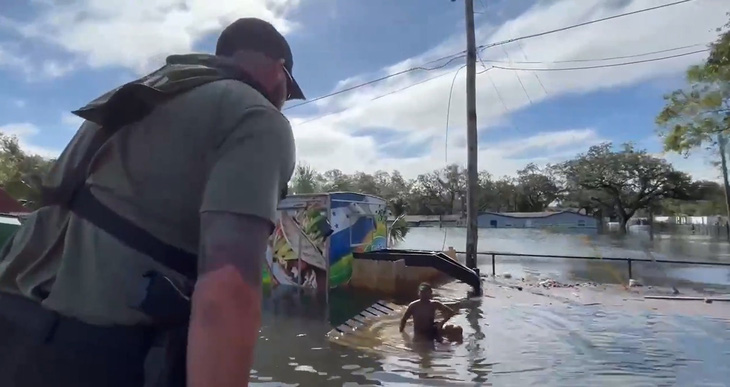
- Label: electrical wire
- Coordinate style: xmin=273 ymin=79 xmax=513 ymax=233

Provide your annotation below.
xmin=489 ymin=49 xmax=708 ymax=71
xmin=480 ymin=43 xmax=709 ymax=65
xmin=476 ymin=0 xmax=695 ymax=53
xmin=501 ymin=44 xmax=533 ymax=105
xmin=285 ymin=0 xmax=696 ymax=111
xmin=284 ymin=54 xmax=465 ymax=111
xmin=295 ymin=47 xmax=708 ymax=127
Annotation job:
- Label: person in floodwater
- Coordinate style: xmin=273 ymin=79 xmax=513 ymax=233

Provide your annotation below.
xmin=399 ymin=283 xmax=463 ymax=343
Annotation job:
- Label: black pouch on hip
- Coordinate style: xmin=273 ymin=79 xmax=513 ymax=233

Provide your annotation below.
xmin=135 ymin=271 xmax=192 ymax=326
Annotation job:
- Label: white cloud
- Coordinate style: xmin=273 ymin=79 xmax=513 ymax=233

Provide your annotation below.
xmin=287 ymin=0 xmax=729 ymax=178
xmin=0 ymin=122 xmax=61 ymax=158
xmin=0 ymin=44 xmax=75 ymax=80
xmin=61 ymin=112 xmax=84 ymax=130
xmin=4 ymin=0 xmax=727 ymax=180
xmin=12 ymin=99 xmax=26 ymax=108
xmin=9 ymin=0 xmax=301 ymax=75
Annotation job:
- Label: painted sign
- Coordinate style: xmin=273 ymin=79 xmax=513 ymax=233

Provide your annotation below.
xmin=263 ymin=192 xmax=388 ymax=292
xmin=263 ymin=195 xmax=330 ymax=293
xmin=327 ymin=193 xmax=388 ymax=288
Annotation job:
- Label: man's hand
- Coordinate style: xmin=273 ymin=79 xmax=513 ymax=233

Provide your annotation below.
xmin=188 ymin=211 xmax=270 ymax=387
xmin=435 ymin=302 xmax=456 ymax=327
xmin=399 ymin=303 xmax=413 ymax=333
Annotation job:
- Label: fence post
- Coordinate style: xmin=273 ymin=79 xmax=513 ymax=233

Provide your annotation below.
xmin=627 ymin=259 xmax=633 ymax=279
xmin=491 ymin=254 xmax=496 ymax=276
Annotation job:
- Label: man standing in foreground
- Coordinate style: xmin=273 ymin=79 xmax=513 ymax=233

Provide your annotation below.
xmin=399 ymin=283 xmax=463 ymax=343
xmin=0 ymin=18 xmax=302 ymax=387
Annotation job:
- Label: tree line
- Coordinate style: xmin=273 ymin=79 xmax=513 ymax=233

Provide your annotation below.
xmin=289 ymin=142 xmax=724 ymax=232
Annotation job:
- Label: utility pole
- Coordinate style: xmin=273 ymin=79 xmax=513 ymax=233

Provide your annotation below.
xmin=718 ymin=133 xmax=730 ymax=241
xmin=464 ymin=0 xmax=479 ymax=270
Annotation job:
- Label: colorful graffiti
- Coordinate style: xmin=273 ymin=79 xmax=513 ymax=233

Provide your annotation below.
xmin=327 ymin=193 xmax=388 ymax=288
xmin=263 ymin=196 xmax=330 ymax=293
xmin=263 ymin=193 xmax=388 ymax=291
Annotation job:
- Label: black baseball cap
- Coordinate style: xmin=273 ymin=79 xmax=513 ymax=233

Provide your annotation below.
xmin=216 ymin=18 xmax=305 ymax=100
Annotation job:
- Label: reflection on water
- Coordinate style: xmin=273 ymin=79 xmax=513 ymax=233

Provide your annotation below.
xmin=251 ymin=228 xmax=730 ymax=386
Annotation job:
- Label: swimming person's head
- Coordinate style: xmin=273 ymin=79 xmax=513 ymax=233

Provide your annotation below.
xmin=418 ymin=283 xmax=432 ymax=301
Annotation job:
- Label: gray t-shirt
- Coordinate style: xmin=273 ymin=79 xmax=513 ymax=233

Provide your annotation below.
xmin=0 ymin=79 xmax=295 ymax=326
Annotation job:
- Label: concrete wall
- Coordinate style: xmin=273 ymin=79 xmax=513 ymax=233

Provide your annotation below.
xmin=349 ymin=248 xmax=459 ymax=296
xmin=477 ymin=212 xmax=598 ymax=229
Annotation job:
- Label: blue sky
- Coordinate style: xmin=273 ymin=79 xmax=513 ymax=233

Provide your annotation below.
xmin=0 ymin=0 xmax=728 ymax=180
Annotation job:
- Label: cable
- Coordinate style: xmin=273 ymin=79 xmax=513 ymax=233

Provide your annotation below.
xmin=480 ymin=43 xmax=709 ymax=65
xmin=295 ymin=48 xmax=706 ymax=127
xmin=286 ymin=0 xmax=696 ymax=110
xmin=489 ymin=49 xmax=708 ymax=71
xmin=445 ymin=65 xmax=467 ymax=164
xmin=444 ymin=66 xmax=493 ymax=163
xmin=501 ymin=44 xmax=533 ymax=105
xmin=512 ymin=30 xmax=549 ymax=95
xmin=476 ymin=0 xmax=695 ymax=53
xmin=283 ymin=54 xmax=465 ymax=111
xmin=295 ymin=71 xmax=455 ymax=126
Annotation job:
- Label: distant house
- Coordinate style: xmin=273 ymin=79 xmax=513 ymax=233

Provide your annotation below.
xmin=477 ymin=210 xmax=598 ymax=229
xmin=0 ymin=188 xmax=29 ymax=215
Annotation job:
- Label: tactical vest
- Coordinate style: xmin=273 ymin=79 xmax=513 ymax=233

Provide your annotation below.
xmin=41 ymin=55 xmax=273 ymax=281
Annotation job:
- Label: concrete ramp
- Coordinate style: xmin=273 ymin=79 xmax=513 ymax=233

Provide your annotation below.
xmin=353 ymin=249 xmax=481 ymax=293
xmin=328 ymin=300 xmax=400 ymax=336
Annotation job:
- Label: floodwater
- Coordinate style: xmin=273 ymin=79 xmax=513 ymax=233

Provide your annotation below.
xmin=250 ymin=228 xmax=730 ymax=386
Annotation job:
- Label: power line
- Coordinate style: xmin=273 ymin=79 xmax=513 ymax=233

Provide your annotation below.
xmin=296 ymin=48 xmax=708 ymax=127
xmin=285 ymin=0 xmax=696 ymax=110
xmin=476 ymin=0 xmax=695 ymax=52
xmin=283 ymin=54 xmax=465 ymax=111
xmin=490 ymin=49 xmax=708 ymax=71
xmin=294 ymin=71 xmax=455 ymax=125
xmin=444 ymin=66 xmax=492 ymax=164
xmin=480 ymin=43 xmax=709 ymax=65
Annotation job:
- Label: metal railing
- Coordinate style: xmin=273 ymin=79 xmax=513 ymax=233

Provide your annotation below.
xmin=456 ymin=251 xmax=730 ymax=278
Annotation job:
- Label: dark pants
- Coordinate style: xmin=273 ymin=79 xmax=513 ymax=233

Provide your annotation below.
xmin=0 ymin=293 xmax=156 ymax=387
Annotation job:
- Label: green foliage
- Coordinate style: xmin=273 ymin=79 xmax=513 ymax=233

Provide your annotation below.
xmin=656 ymin=14 xmax=730 ymax=154
xmin=0 ymin=133 xmax=55 ymax=209
xmin=558 ymin=143 xmax=692 ymax=231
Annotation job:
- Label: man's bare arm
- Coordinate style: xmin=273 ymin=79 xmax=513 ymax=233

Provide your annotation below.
xmin=188 ymin=211 xmax=270 ymax=387
xmin=399 ymin=304 xmax=414 ymax=332
xmin=435 ymin=302 xmax=456 ymax=327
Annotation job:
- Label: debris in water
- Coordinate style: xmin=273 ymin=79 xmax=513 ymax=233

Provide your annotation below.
xmin=538 ymin=279 xmax=574 ymax=288
xmin=629 ymin=279 xmax=643 ymax=288
xmin=503 ymin=273 xmax=512 ymax=279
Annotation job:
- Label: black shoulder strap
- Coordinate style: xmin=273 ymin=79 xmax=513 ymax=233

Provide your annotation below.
xmin=68 ymin=186 xmax=198 ymax=279
xmin=43 ymin=62 xmax=264 ymax=281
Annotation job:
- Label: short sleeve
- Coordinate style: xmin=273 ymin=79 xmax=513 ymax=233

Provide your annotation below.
xmin=200 ymin=104 xmax=295 ymax=225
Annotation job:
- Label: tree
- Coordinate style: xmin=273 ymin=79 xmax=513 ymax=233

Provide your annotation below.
xmin=290 ymin=163 xmax=323 ymax=194
xmin=0 ymin=133 xmax=55 ymax=209
xmin=656 ymin=14 xmax=730 ymax=224
xmin=515 ymin=163 xmax=560 ymax=212
xmin=321 ymin=169 xmax=352 ymax=192
xmin=559 ymin=143 xmax=692 ymax=232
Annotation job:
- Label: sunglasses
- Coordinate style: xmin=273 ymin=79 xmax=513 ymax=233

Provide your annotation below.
xmin=281 ymin=63 xmax=294 ymax=100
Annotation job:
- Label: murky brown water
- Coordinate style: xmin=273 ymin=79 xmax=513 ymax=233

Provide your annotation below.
xmin=250 ymin=228 xmax=730 ymax=386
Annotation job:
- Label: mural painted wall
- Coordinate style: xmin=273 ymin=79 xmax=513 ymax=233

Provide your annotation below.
xmin=263 ymin=195 xmax=331 ymax=294
xmin=327 ymin=193 xmax=388 ymax=288
xmin=262 ymin=192 xmax=388 ymax=292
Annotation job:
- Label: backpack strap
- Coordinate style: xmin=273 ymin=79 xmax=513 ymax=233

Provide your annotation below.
xmin=42 ymin=61 xmax=266 ymax=281
xmin=68 ymin=185 xmax=198 ymax=280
